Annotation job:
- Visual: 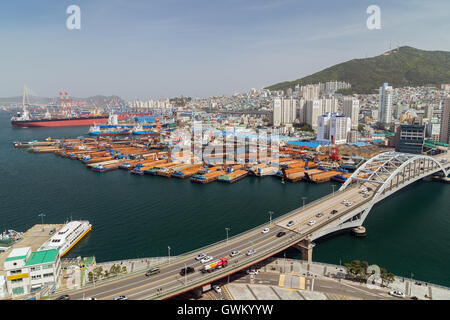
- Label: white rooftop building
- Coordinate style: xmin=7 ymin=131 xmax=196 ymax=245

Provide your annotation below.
xmin=317 ymin=113 xmax=351 ymax=145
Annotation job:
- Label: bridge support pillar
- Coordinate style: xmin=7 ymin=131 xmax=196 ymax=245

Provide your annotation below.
xmin=294 ymin=240 xmax=315 ymax=263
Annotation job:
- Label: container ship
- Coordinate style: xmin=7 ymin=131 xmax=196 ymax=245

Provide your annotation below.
xmin=39 ymin=220 xmax=92 ymax=258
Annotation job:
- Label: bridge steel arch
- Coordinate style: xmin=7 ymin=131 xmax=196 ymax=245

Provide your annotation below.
xmin=310 ymin=152 xmax=449 ymax=241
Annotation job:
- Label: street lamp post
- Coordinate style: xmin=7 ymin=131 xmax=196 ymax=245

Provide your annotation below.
xmin=225 ymin=227 xmax=230 ymax=244
xmin=332 ymin=184 xmax=336 ymax=196
xmin=168 ymin=246 xmax=171 ymax=264
xmin=38 ymin=212 xmax=46 ymax=231
xmin=302 ymin=197 xmax=307 ymax=209
xmin=268 ymin=211 xmax=274 ymax=225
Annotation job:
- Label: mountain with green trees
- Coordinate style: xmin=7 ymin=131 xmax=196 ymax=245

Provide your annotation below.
xmin=265 ymin=46 xmax=450 ymax=94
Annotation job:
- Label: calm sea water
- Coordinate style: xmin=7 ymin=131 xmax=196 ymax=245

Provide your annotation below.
xmin=1 ymin=112 xmax=449 ymax=286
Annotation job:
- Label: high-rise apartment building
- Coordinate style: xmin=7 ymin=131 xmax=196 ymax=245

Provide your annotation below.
xmin=322 ymin=98 xmax=338 ymax=114
xmin=317 ymin=113 xmax=351 ymax=145
xmin=272 ymin=97 xmax=297 ymax=126
xmin=378 ymin=83 xmax=393 ymax=126
xmin=439 ymin=98 xmax=450 ymax=144
xmin=305 ymin=100 xmax=322 ymax=130
xmin=302 ymin=85 xmax=320 ymax=100
xmin=343 ymin=97 xmax=360 ymax=130
xmin=273 ymin=98 xmax=282 ymax=126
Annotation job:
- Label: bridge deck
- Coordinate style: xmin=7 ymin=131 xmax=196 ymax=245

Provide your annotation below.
xmin=52 ymin=152 xmax=450 ymax=300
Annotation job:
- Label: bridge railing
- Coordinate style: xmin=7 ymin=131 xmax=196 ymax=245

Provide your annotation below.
xmin=152 ymin=230 xmax=308 ymax=299
xmin=153 ymin=194 xmax=375 ymax=300
xmin=149 ymin=185 xmax=353 ymax=267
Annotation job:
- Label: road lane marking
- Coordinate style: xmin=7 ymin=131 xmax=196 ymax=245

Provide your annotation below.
xmin=278 ymin=275 xmax=285 ymax=287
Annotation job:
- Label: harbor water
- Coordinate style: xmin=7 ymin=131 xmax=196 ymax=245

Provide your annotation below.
xmin=0 ymin=112 xmax=449 ymax=287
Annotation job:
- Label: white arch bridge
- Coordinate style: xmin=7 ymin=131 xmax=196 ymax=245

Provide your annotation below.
xmin=307 ymin=151 xmax=450 ymax=241
xmin=57 ymin=152 xmax=449 ymax=300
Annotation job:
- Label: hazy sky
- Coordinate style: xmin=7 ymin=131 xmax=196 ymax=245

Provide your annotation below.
xmin=1 ymin=0 xmax=449 ymax=100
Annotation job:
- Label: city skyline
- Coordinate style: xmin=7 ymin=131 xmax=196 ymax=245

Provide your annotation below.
xmin=1 ymin=0 xmax=450 ymax=100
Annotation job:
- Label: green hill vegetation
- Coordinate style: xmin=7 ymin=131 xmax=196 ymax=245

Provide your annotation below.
xmin=265 ymin=46 xmax=450 ymax=94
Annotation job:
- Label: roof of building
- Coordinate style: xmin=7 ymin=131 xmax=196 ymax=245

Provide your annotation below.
xmin=24 ymin=249 xmax=59 ymax=266
xmin=287 ymin=140 xmax=330 ymax=148
xmin=5 ymin=255 xmax=27 ymax=262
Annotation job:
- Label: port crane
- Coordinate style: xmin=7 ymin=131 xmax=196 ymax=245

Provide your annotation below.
xmin=330 ymin=134 xmax=342 ymax=162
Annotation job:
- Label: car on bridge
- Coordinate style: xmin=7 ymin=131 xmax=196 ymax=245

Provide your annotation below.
xmin=330 ymin=209 xmax=338 ymax=215
xmin=230 ymin=250 xmax=240 ymax=257
xmin=55 ymin=295 xmax=70 ymax=300
xmin=213 ymin=285 xmax=222 ymax=293
xmin=307 ymin=220 xmax=316 ymax=226
xmin=389 ymin=290 xmax=405 ymax=298
xmin=201 ymin=256 xmax=213 ymax=264
xmin=262 ymin=228 xmax=270 ymax=234
xmin=276 ymin=231 xmax=286 ymax=237
xmin=316 ymin=213 xmax=324 ymax=218
xmin=342 ymin=200 xmax=349 ymax=204
xmin=246 ymin=249 xmax=256 ymax=256
xmin=286 ymin=220 xmax=294 ymax=227
xmin=345 ymin=201 xmax=353 ymax=207
xmin=114 ymin=295 xmax=128 ymax=300
xmin=145 ymin=268 xmax=160 ymax=276
xmin=195 ymin=253 xmax=207 ymax=261
xmin=180 ymin=266 xmax=195 ymax=276
xmin=246 ymin=269 xmax=259 ymax=275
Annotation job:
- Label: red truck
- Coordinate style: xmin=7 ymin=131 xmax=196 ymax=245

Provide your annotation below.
xmin=202 ymin=257 xmax=228 ymax=273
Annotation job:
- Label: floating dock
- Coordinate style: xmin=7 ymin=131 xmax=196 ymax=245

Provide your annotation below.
xmin=191 ymin=168 xmax=224 ymax=184
xmin=218 ymin=169 xmax=248 ymax=183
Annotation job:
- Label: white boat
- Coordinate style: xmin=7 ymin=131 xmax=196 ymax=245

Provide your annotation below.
xmin=39 ymin=221 xmax=92 ymax=257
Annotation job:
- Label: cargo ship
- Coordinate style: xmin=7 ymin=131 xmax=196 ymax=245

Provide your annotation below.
xmin=39 ymin=220 xmax=92 ymax=257
xmin=10 ymin=86 xmax=148 ymax=128
xmin=11 ymin=104 xmax=114 ymax=128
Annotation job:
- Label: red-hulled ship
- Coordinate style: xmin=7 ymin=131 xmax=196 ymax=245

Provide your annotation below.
xmin=11 ymin=114 xmax=112 ymax=127
xmin=10 ymin=86 xmax=145 ymax=128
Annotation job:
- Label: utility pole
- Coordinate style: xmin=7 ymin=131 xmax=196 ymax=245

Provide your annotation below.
xmin=332 ymin=184 xmax=336 ymax=196
xmin=302 ymin=197 xmax=307 ymax=209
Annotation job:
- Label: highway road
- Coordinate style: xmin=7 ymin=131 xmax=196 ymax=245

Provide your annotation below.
xmin=53 ymin=152 xmax=449 ymax=300
xmin=56 ymin=183 xmax=371 ymax=300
